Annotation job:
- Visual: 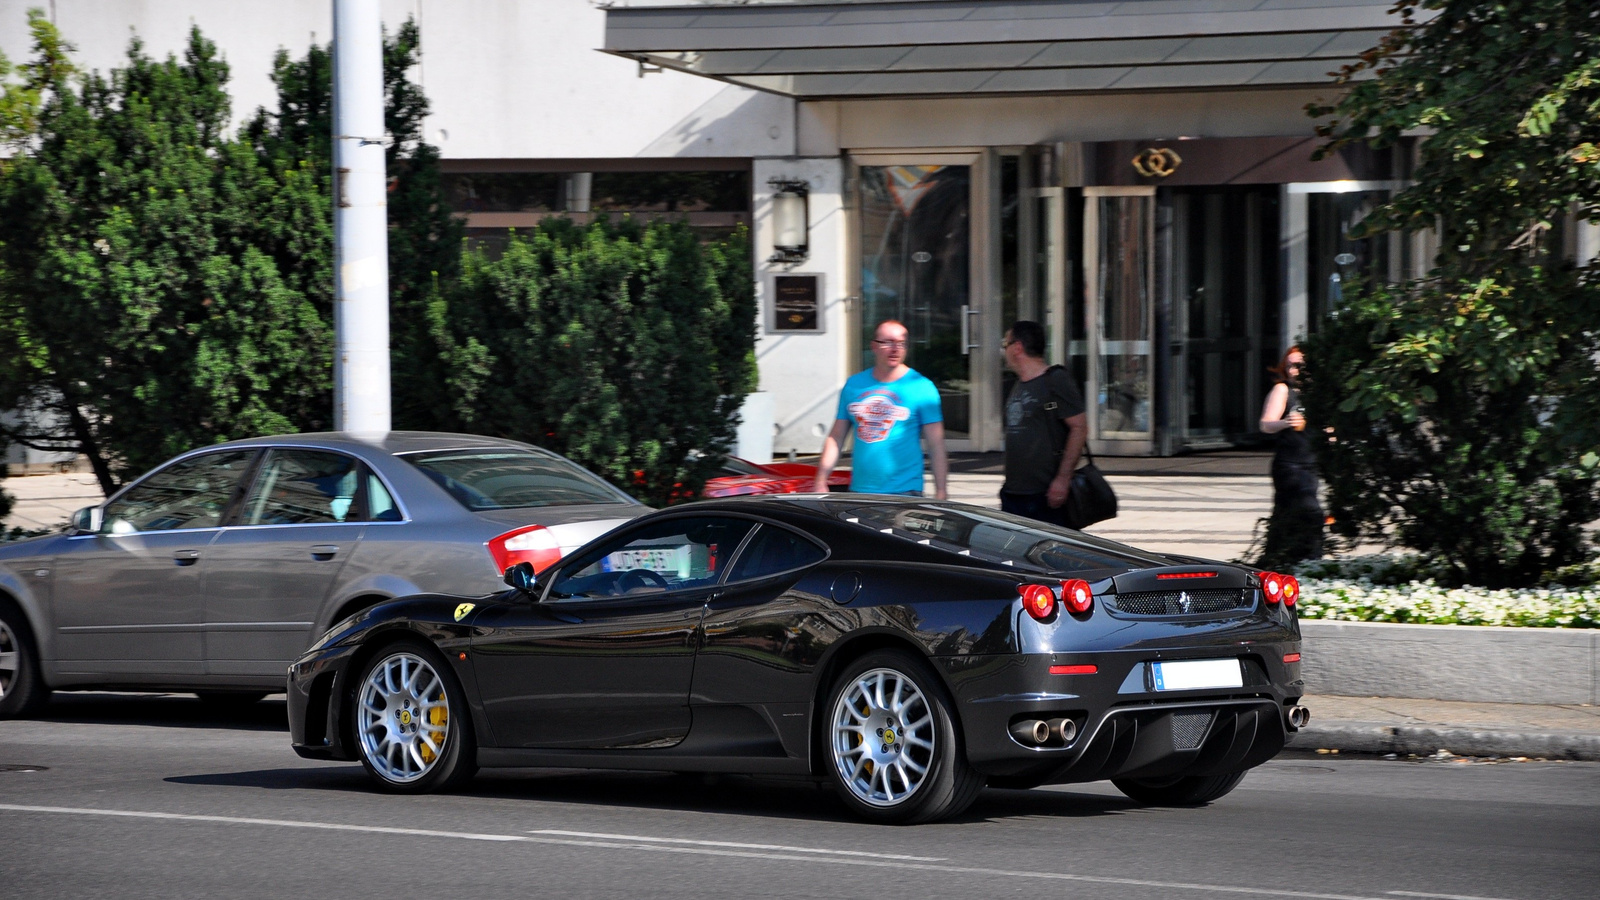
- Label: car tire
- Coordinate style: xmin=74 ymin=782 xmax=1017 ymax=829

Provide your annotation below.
xmin=822 ymin=648 xmax=984 ymax=824
xmin=351 ymin=640 xmax=477 ymax=793
xmin=0 ymin=600 xmax=50 ymax=719
xmin=196 ymin=691 xmax=270 ymax=708
xmin=1112 ymin=770 xmax=1248 ymax=806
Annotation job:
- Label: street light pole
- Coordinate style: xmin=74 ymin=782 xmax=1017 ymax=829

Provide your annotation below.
xmin=332 ymin=0 xmax=391 ymax=433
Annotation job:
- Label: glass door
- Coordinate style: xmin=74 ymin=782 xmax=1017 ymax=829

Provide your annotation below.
xmin=1084 ymin=187 xmax=1156 ymax=454
xmin=1168 ymin=187 xmax=1280 ymax=450
xmin=857 ymin=162 xmax=975 ymax=440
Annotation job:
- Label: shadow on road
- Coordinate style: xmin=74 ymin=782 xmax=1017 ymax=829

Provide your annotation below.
xmin=36 ymin=692 xmax=289 ymax=732
xmin=167 ymin=766 xmax=368 ymax=791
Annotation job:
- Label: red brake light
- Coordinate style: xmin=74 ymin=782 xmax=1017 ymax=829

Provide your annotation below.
xmin=487 ymin=524 xmax=562 ymax=575
xmin=1018 ymin=584 xmax=1056 ymax=621
xmin=1060 ymin=579 xmax=1094 ymax=615
xmin=1282 ymin=575 xmax=1300 ymax=607
xmin=1261 ymin=572 xmax=1284 ymax=605
xmin=1049 ymin=664 xmax=1098 ymax=675
xmin=1283 ymin=652 xmax=1302 ymax=664
xmin=1156 ymin=571 xmax=1217 ymax=580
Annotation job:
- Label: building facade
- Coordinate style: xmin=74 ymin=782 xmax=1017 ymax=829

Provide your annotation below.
xmin=1 ymin=0 xmax=1445 ymax=459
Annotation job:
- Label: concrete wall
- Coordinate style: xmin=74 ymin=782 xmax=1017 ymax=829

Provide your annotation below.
xmin=752 ymin=157 xmax=851 ymax=457
xmin=1301 ymin=620 xmax=1600 ymax=706
xmin=0 ymin=0 xmax=795 ymax=160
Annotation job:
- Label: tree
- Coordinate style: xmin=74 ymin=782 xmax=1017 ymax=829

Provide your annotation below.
xmin=0 ymin=18 xmax=333 ymax=494
xmin=1303 ymin=0 xmax=1600 ymax=586
xmin=244 ymin=19 xmax=463 ymax=431
xmin=425 ymin=218 xmax=757 ymax=506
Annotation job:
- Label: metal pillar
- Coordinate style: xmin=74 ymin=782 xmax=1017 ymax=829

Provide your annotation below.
xmin=332 ymin=0 xmax=391 ymax=433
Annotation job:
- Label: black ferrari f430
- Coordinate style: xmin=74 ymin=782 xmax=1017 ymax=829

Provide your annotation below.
xmin=288 ymin=496 xmax=1308 ymax=823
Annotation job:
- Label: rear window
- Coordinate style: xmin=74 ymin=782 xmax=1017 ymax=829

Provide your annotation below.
xmin=403 ymin=449 xmax=632 ymax=511
xmin=836 ymin=502 xmax=1164 ymax=574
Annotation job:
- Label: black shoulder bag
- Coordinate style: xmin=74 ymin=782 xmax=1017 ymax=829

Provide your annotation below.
xmin=1040 ymin=365 xmax=1118 ymax=530
xmin=1064 ymin=448 xmax=1118 ymax=531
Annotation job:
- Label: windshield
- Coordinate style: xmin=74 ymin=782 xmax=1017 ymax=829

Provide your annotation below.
xmin=403 ymin=449 xmax=632 ymax=511
xmin=836 ymin=502 xmax=1166 ymax=574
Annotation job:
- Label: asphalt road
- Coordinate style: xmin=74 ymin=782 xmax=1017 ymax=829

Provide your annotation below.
xmin=2 ymin=694 xmax=1596 ymax=900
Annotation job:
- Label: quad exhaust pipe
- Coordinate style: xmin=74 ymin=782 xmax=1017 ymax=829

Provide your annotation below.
xmin=1287 ymin=705 xmax=1311 ymax=729
xmin=1010 ymin=717 xmax=1078 ymax=747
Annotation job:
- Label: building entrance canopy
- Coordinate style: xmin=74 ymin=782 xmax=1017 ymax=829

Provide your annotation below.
xmin=603 ymin=0 xmax=1405 ymax=99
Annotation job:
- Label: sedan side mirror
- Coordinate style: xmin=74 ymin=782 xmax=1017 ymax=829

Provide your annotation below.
xmin=70 ymin=506 xmax=103 ymax=535
xmin=503 ymin=562 xmax=539 ymax=597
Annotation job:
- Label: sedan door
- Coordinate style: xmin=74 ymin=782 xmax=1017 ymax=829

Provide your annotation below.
xmin=470 ymin=516 xmax=756 ymax=750
xmin=202 ymin=449 xmax=371 ymax=677
xmin=50 ymin=449 xmax=258 ymax=676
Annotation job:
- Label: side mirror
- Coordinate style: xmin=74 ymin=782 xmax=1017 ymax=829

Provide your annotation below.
xmin=70 ymin=506 xmax=103 ymax=535
xmin=503 ymin=562 xmax=540 ymax=597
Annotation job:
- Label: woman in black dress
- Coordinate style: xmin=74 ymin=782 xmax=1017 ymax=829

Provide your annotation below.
xmin=1257 ymin=347 xmax=1324 ymax=565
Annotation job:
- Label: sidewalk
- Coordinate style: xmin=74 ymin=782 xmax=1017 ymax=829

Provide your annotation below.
xmin=1295 ymin=695 xmax=1600 ymax=761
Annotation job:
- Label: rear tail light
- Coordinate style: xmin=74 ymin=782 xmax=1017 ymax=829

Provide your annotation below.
xmin=1060 ymin=579 xmax=1094 ymax=615
xmin=1261 ymin=572 xmax=1285 ymax=605
xmin=1282 ymin=575 xmax=1300 ymax=607
xmin=487 ymin=525 xmax=562 ymax=575
xmin=1018 ymin=584 xmax=1056 ymax=621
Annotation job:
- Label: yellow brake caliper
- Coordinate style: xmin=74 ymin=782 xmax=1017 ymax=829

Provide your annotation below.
xmin=419 ymin=704 xmax=448 ymax=763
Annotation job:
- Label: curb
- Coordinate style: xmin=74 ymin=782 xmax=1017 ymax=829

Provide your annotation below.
xmin=1291 ymin=724 xmax=1600 ymax=761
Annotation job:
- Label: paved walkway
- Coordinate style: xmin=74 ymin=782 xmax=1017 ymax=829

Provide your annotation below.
xmin=2 ymin=470 xmax=104 ymax=532
xmin=1298 ymin=694 xmax=1600 ymax=761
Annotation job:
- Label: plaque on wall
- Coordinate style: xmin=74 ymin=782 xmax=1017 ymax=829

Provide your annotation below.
xmin=769 ymin=273 xmax=825 ymax=333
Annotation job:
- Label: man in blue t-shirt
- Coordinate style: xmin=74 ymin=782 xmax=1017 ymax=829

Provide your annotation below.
xmin=812 ymin=319 xmax=949 ymax=498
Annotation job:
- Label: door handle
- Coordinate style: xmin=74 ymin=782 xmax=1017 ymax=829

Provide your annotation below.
xmin=172 ymin=549 xmax=200 ymax=566
xmin=960 ymin=304 xmax=980 ymax=355
xmin=310 ymin=544 xmax=340 ymax=560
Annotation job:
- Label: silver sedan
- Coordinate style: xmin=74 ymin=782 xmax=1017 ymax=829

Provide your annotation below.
xmin=0 ymin=432 xmax=647 ymax=716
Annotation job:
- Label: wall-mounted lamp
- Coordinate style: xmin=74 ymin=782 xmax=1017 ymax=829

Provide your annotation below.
xmin=768 ymin=178 xmax=809 ymax=265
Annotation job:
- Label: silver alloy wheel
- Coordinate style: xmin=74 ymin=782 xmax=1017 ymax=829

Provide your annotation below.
xmin=830 ymin=667 xmax=936 ymax=807
xmin=357 ymin=651 xmax=452 ymax=784
xmin=0 ymin=618 xmax=19 ymax=701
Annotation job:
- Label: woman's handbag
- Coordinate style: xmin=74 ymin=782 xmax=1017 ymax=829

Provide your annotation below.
xmin=1064 ymin=449 xmax=1118 ymax=530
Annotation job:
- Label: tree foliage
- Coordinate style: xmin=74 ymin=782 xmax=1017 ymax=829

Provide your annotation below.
xmin=244 ymin=20 xmax=463 ymax=431
xmin=0 ymin=17 xmax=333 ymax=494
xmin=425 ymin=219 xmax=757 ymax=506
xmin=0 ymin=14 xmax=458 ymax=497
xmin=1303 ymin=0 xmax=1600 ymax=587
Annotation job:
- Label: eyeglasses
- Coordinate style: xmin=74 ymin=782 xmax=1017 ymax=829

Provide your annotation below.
xmin=1001 ymin=339 xmax=1016 ymax=349
xmin=873 ymin=339 xmax=907 ymax=348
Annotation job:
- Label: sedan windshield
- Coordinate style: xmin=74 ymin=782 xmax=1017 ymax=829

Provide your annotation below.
xmin=403 ymin=449 xmax=631 ymax=510
xmin=836 ymin=502 xmax=1168 ymax=574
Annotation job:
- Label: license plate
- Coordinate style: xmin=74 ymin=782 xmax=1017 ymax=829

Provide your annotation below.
xmin=1151 ymin=658 xmax=1243 ymax=691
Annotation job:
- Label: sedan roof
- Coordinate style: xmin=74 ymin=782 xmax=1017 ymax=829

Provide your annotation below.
xmin=205 ymin=431 xmax=544 ymax=457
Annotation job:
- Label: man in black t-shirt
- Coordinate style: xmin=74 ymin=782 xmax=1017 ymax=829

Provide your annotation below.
xmin=1000 ymin=320 xmax=1087 ymax=527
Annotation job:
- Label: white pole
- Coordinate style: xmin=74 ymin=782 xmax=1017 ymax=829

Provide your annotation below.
xmin=332 ymin=0 xmax=391 ymax=433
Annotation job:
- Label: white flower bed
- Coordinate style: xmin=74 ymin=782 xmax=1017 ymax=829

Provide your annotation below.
xmin=1297 ymin=578 xmax=1600 ymax=628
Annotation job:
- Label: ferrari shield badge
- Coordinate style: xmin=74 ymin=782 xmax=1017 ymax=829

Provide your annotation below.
xmin=453 ymin=602 xmax=476 ymax=622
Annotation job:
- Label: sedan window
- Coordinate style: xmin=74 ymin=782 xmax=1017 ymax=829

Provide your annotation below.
xmin=550 ymin=517 xmax=755 ymax=600
xmin=403 ymin=449 xmax=631 ymax=510
xmin=239 ymin=450 xmax=362 ymax=525
xmin=103 ymin=450 xmax=257 ymax=533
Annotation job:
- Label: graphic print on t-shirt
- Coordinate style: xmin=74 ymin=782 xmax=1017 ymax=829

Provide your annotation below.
xmin=847 ymin=392 xmax=911 ymax=443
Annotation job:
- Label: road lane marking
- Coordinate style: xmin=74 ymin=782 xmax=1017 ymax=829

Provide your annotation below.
xmin=528 ymin=829 xmax=944 ymax=861
xmin=1389 ymin=893 xmax=1523 ymax=900
xmin=0 ymin=804 xmax=1517 ymax=900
